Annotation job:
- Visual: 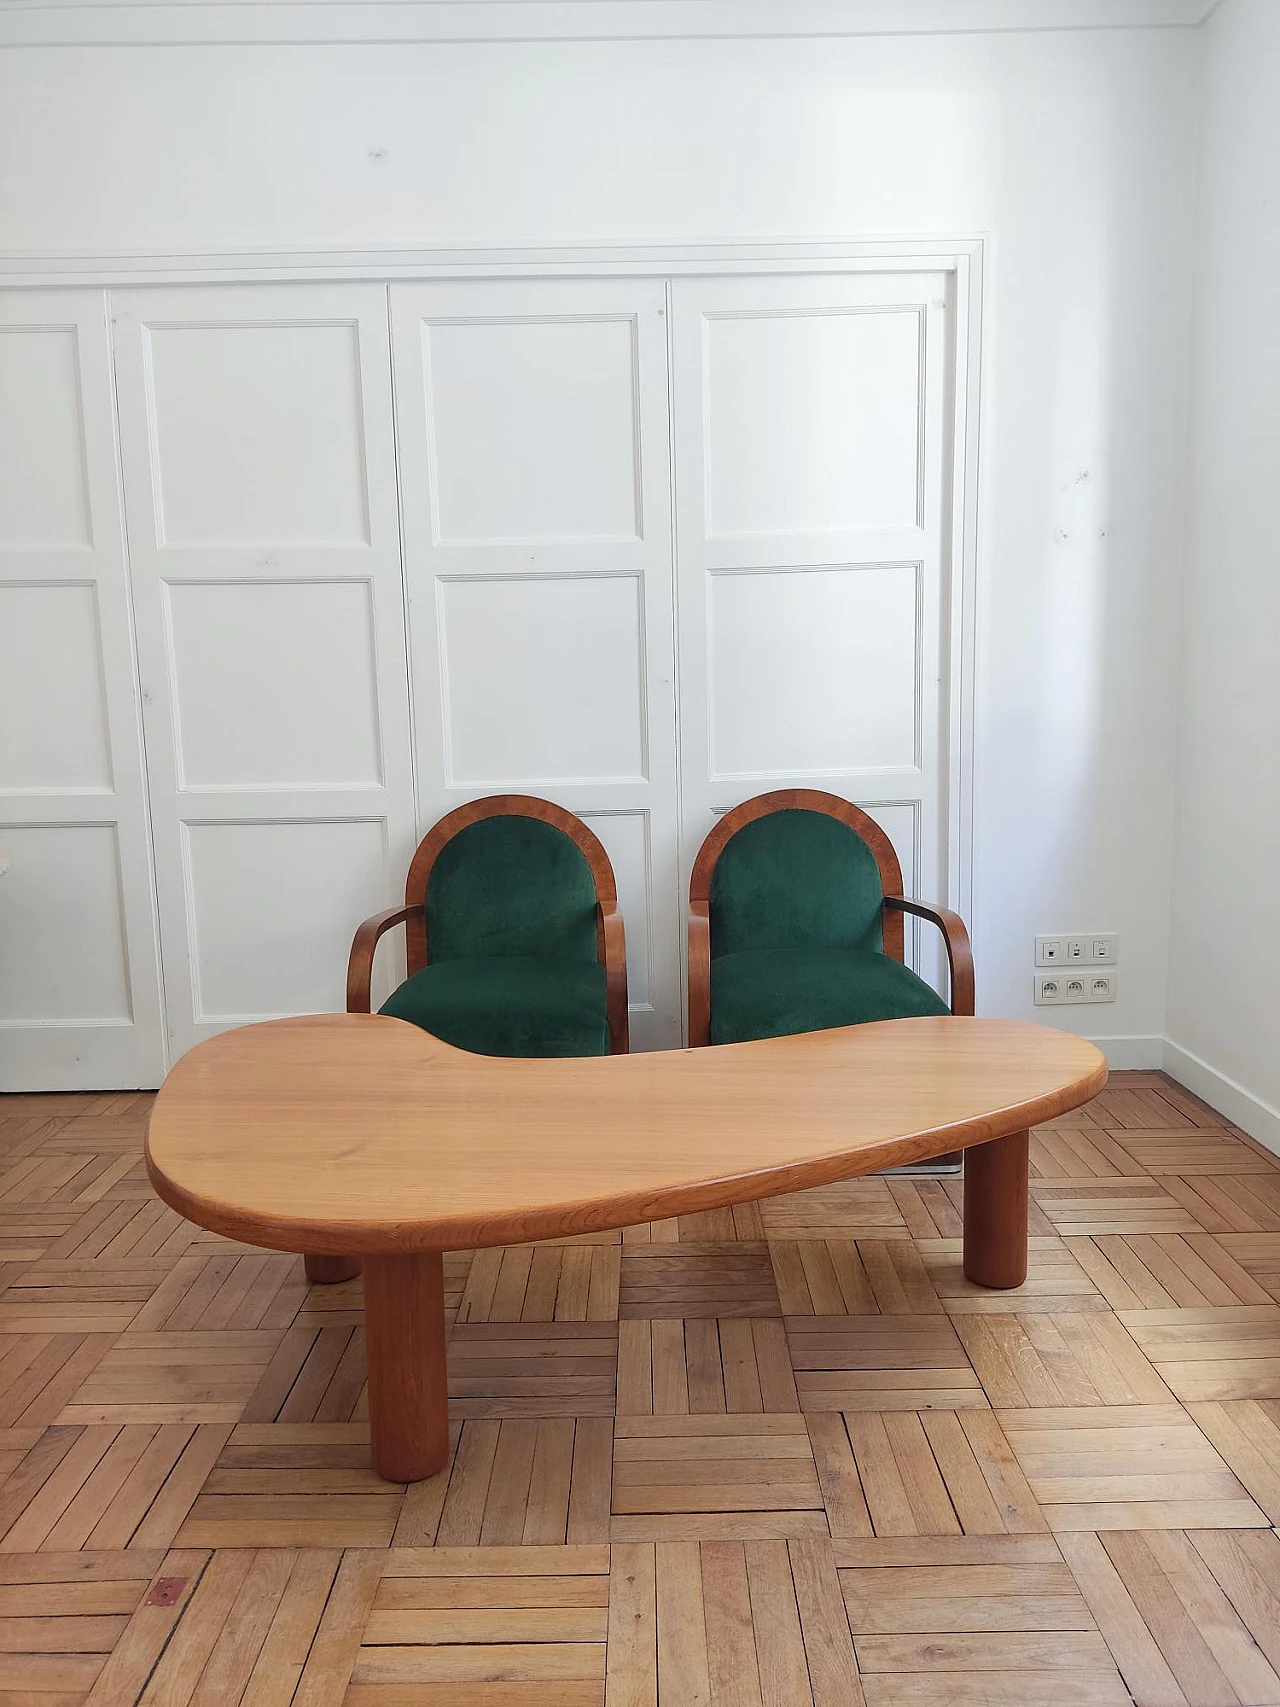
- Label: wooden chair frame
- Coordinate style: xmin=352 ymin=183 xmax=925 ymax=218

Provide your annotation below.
xmin=347 ymin=794 xmax=629 ymax=1054
xmin=687 ymin=788 xmax=974 ymax=1048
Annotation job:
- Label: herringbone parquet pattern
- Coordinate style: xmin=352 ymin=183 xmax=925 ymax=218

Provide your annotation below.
xmin=2 ymin=1071 xmax=1280 ymax=1704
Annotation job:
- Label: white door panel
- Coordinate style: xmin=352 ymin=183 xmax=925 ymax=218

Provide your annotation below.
xmin=672 ymin=273 xmax=952 ymax=990
xmin=703 ymin=305 xmax=924 ymax=537
xmin=437 ymin=573 xmax=648 ymax=786
xmin=112 ymin=284 xmax=415 ymax=1062
xmin=392 ymin=278 xmax=680 ymax=1050
xmin=0 ymin=292 xmax=164 ymax=1089
xmin=706 ymin=563 xmax=923 ymax=777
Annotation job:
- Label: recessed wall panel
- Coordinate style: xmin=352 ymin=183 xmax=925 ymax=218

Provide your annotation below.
xmin=859 ymin=800 xmax=931 ymax=980
xmin=709 ymin=565 xmax=919 ymax=776
xmin=704 ymin=308 xmax=921 ymax=536
xmin=146 ymin=322 xmax=369 ymax=544
xmin=0 ymin=327 xmax=91 ymax=547
xmin=0 ymin=825 xmax=131 ymax=1022
xmin=441 ymin=575 xmax=646 ymax=784
xmin=0 ymin=584 xmax=112 ymax=790
xmin=581 ymin=810 xmax=650 ymax=1005
xmin=427 ymin=317 xmax=639 ymax=541
xmin=185 ymin=819 xmax=388 ymax=1021
xmin=861 ymin=801 xmax=919 ymax=897
xmin=167 ymin=580 xmax=382 ymax=788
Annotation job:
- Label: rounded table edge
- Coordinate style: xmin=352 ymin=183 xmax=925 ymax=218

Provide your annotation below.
xmin=144 ymin=1052 xmax=1107 ymax=1255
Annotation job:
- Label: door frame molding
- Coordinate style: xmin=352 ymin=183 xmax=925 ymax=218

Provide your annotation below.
xmin=2 ymin=234 xmax=984 ymax=929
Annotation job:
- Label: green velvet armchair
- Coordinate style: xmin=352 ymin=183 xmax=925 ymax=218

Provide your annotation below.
xmin=688 ymin=789 xmax=973 ymax=1049
xmin=348 ymin=795 xmax=628 ymax=1058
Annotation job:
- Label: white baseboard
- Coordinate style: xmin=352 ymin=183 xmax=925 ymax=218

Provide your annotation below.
xmin=1163 ymin=1038 xmax=1280 ymax=1158
xmin=1084 ymin=1035 xmax=1165 ymax=1070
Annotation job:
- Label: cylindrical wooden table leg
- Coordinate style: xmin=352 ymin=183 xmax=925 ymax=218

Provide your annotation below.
xmin=304 ymin=1254 xmax=362 ymax=1285
xmin=963 ymin=1129 xmax=1029 ymax=1289
xmin=361 ymin=1250 xmax=449 ymax=1483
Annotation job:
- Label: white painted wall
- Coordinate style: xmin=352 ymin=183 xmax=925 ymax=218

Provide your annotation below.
xmin=0 ymin=20 xmax=1200 ymax=1065
xmin=1166 ymin=0 xmax=1280 ymax=1143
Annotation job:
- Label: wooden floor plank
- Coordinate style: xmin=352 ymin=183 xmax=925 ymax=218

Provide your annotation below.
xmin=701 ymin=1541 xmax=765 ymax=1707
xmin=240 ymin=1549 xmax=341 ymax=1707
xmin=744 ymin=1538 xmax=812 ymax=1707
xmin=997 ymin=1405 xmax=1268 ymax=1532
xmin=605 ymin=1541 xmax=656 ymax=1707
xmin=610 ymin=1416 xmax=826 ymax=1542
xmin=790 ymin=1535 xmax=865 ymax=1706
xmin=293 ymin=1546 xmax=385 ymax=1706
xmin=655 ymin=1542 xmax=711 ymax=1706
xmin=786 ymin=1315 xmax=985 ymax=1412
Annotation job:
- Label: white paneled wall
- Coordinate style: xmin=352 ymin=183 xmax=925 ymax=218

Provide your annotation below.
xmin=0 ymin=21 xmax=1200 ymax=1073
xmin=0 ymin=292 xmax=164 ymax=1089
xmin=391 ymin=278 xmax=682 ymax=1050
xmin=670 ymin=273 xmax=953 ymax=972
xmin=111 ymin=284 xmax=417 ymax=1065
xmin=0 ymin=266 xmax=963 ymax=1085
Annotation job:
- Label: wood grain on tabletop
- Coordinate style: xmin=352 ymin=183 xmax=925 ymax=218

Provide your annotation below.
xmin=144 ymin=1014 xmax=1105 ymax=1254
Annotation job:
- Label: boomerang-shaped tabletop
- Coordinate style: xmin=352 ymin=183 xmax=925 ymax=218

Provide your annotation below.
xmin=144 ymin=1012 xmax=1105 ymax=1481
xmin=146 ymin=1013 xmax=1105 ymax=1255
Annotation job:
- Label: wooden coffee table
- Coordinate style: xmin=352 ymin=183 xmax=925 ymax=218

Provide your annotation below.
xmin=145 ymin=1013 xmax=1105 ymax=1482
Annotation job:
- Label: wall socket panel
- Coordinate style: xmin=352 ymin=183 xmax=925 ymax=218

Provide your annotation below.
xmin=1036 ymin=934 xmax=1117 ymax=967
xmin=1035 ymin=971 xmax=1116 ymax=1005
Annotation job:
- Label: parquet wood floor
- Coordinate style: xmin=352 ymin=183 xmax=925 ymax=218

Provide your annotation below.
xmin=3 ymin=1072 xmax=1280 ymax=1703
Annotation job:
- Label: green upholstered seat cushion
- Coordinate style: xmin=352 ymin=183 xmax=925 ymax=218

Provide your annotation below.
xmin=710 ymin=809 xmax=885 ymax=959
xmin=379 ymin=956 xmax=609 ymax=1058
xmin=709 ymin=946 xmax=950 ymax=1046
xmin=426 ymin=816 xmax=599 ymax=965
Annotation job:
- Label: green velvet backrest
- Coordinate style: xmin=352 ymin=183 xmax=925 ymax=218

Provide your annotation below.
xmin=425 ymin=815 xmax=599 ymax=965
xmin=709 ymin=809 xmax=885 ymax=960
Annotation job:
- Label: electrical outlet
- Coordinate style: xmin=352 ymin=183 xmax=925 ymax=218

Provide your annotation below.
xmin=1038 ymin=973 xmax=1112 ymax=1004
xmin=1035 ymin=937 xmax=1065 ymax=966
xmin=1045 ymin=971 xmax=1117 ymax=1004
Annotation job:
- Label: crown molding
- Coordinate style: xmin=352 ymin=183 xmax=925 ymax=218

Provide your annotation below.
xmin=0 ymin=234 xmax=983 ymax=287
xmin=0 ymin=0 xmax=1220 ymax=49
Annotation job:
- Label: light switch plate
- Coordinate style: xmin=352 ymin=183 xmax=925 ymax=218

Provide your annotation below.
xmin=1037 ymin=933 xmax=1117 ymax=967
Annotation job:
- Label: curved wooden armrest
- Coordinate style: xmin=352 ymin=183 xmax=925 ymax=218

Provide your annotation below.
xmin=885 ymin=896 xmax=975 ymax=1017
xmin=687 ymin=910 xmax=711 ymax=1048
xmin=598 ymin=905 xmax=630 ymax=1054
xmin=347 ymin=904 xmax=424 ymax=1015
